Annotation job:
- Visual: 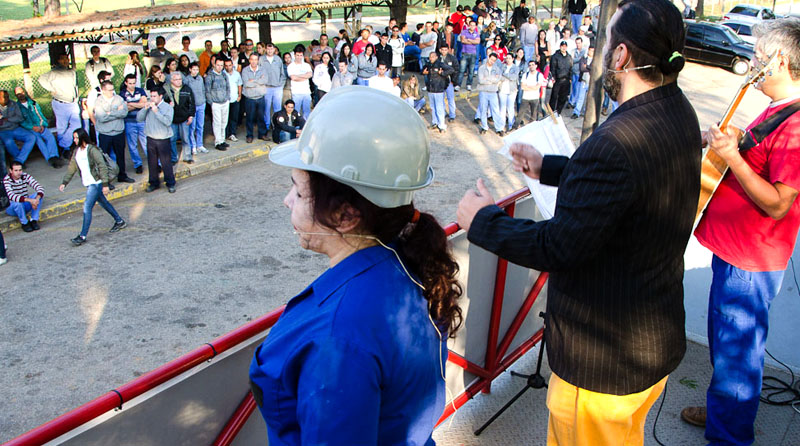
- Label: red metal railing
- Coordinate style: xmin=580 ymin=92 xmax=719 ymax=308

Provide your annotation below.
xmin=6 ymin=187 xmax=546 ymax=446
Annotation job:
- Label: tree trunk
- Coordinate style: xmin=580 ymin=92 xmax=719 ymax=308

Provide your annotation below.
xmin=389 ymin=0 xmax=409 ymax=25
xmin=561 ymin=0 xmax=568 ymax=18
xmin=44 ymin=0 xmax=60 ymax=17
xmin=580 ymin=0 xmax=619 ymax=143
xmin=32 ymin=0 xmax=41 ymax=17
xmin=696 ymin=0 xmax=704 ymax=17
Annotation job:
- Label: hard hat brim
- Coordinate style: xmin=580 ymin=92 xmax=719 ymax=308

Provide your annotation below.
xmin=269 ymin=140 xmax=435 ymax=208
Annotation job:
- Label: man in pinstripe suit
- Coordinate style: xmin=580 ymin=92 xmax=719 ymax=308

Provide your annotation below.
xmin=457 ymin=0 xmax=701 ymax=444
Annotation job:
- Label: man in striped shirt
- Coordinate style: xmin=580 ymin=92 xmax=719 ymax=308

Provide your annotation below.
xmin=3 ymin=161 xmax=44 ymax=232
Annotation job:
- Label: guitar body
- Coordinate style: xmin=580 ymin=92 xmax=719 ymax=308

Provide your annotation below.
xmin=695 ymin=150 xmax=729 ymax=223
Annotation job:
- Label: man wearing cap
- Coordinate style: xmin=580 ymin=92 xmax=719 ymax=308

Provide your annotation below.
xmin=457 ymin=0 xmax=700 ymax=443
xmin=548 ymin=40 xmax=573 ymax=114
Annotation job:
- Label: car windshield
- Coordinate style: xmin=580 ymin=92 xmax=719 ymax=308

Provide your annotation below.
xmin=730 ymin=6 xmax=758 ymax=16
xmin=720 ymin=26 xmax=745 ymax=43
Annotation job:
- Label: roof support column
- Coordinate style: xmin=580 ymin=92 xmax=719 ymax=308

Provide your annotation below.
xmin=257 ymin=15 xmax=272 ymax=44
xmin=238 ymin=18 xmax=248 ymax=43
xmin=20 ymin=49 xmax=33 ymax=96
xmin=141 ymin=27 xmax=150 ymax=56
xmin=319 ymin=10 xmax=327 ymax=35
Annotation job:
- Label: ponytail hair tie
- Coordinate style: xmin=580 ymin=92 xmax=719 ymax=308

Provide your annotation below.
xmin=669 ymin=51 xmax=682 ymax=63
xmin=411 ymin=209 xmax=421 ymax=224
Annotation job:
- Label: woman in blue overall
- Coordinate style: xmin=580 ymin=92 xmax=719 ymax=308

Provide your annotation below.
xmin=249 ymin=86 xmax=463 ymax=446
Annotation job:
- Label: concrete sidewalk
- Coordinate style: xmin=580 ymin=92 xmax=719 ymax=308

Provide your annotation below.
xmin=0 ymin=134 xmax=274 ymax=233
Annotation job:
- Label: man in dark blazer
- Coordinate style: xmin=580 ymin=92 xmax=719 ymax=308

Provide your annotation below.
xmin=456 ymin=0 xmax=701 ymax=443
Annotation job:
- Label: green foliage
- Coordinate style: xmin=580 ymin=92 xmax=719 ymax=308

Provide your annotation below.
xmin=679 ymin=377 xmax=698 ymax=389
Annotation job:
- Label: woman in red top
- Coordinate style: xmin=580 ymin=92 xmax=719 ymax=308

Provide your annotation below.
xmin=489 ymin=36 xmax=508 ymax=61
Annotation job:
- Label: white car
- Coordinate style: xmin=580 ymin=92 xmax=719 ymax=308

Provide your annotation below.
xmin=721 ymin=20 xmax=757 ymax=44
xmin=723 ymin=4 xmax=777 ymax=24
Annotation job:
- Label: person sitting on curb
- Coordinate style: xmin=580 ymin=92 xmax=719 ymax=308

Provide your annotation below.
xmin=13 ymin=87 xmax=64 ymax=168
xmin=271 ymin=99 xmax=305 ymax=143
xmin=60 ymin=129 xmax=126 ymax=246
xmin=3 ymin=161 xmax=44 ymax=232
xmin=0 ymin=90 xmax=37 ymax=173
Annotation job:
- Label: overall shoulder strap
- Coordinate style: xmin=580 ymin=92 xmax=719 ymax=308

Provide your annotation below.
xmin=740 ymin=100 xmax=800 ymax=151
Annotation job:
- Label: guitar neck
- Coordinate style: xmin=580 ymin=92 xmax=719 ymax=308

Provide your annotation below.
xmin=718 ymin=82 xmax=750 ymax=131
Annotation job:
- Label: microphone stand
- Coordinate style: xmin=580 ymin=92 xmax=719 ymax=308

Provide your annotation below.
xmin=474 ymin=312 xmax=547 ymax=436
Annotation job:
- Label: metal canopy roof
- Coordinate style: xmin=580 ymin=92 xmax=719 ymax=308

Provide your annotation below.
xmin=0 ymin=0 xmax=380 ymax=51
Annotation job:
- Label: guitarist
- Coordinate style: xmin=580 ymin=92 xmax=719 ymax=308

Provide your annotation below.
xmin=683 ymin=18 xmax=800 ymax=446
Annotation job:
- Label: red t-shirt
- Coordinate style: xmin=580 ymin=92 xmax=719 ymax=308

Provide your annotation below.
xmin=450 ymin=13 xmax=465 ymax=34
xmin=352 ymin=39 xmax=368 ymax=55
xmin=489 ymin=45 xmax=508 ymax=61
xmin=695 ymin=98 xmax=800 ymax=271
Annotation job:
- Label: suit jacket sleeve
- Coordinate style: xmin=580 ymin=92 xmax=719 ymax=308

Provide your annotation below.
xmin=467 ymin=139 xmax=635 ymax=271
xmin=540 ymin=155 xmax=570 ymax=186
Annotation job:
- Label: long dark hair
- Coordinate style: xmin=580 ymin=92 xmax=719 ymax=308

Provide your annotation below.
xmin=321 ymin=52 xmax=336 ymax=78
xmin=363 ymin=43 xmax=375 ymax=62
xmin=308 ymin=172 xmax=463 ymax=336
xmin=338 ymin=43 xmax=352 ymax=64
xmin=70 ymin=128 xmax=91 ymax=151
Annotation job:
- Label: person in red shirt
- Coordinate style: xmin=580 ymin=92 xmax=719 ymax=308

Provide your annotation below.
xmin=352 ymin=29 xmax=371 ymax=55
xmin=488 ymin=35 xmax=508 ymax=61
xmin=683 ymin=18 xmax=800 ymax=446
xmin=450 ymin=6 xmax=466 ymax=35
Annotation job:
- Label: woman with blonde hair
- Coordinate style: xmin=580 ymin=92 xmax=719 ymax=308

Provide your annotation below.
xmin=400 ymin=75 xmax=426 ymax=113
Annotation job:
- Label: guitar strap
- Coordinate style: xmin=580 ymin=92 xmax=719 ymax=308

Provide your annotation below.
xmin=740 ymin=100 xmax=800 ymax=151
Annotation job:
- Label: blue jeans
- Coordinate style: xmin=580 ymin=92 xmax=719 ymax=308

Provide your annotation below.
xmin=51 ymin=100 xmax=81 ymax=150
xmin=30 ymin=128 xmax=59 ymax=161
xmin=458 ymin=53 xmax=477 ymax=87
xmin=706 ymin=255 xmax=784 ymax=446
xmin=0 ymin=127 xmax=36 ymax=164
xmin=479 ymin=91 xmax=502 ymax=132
xmin=6 ymin=195 xmax=41 ymax=224
xmin=80 ymin=183 xmax=122 ymax=238
xmin=569 ymin=73 xmax=581 ymax=106
xmin=571 ymin=14 xmax=582 ymax=35
xmin=263 ymin=87 xmax=283 ymax=130
xmin=522 ymin=45 xmax=536 ymax=63
xmin=405 ymin=97 xmax=426 ymax=112
xmin=355 ymin=78 xmax=370 ymax=86
xmin=292 ymin=94 xmax=312 ymax=120
xmin=278 ymin=130 xmax=293 ymax=143
xmin=244 ymin=96 xmax=266 ymax=138
xmin=572 ymin=81 xmax=589 ymax=117
xmin=498 ymin=92 xmax=516 ymax=130
xmin=428 ymin=92 xmax=446 ymax=130
xmin=444 ymin=83 xmax=456 ymax=119
xmin=191 ymin=104 xmax=205 ymax=149
xmin=124 ymin=121 xmax=146 ymax=168
xmin=170 ymin=122 xmax=192 ymax=162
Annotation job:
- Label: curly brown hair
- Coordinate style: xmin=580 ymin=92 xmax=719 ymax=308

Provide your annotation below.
xmin=307 ymin=171 xmax=463 ymax=337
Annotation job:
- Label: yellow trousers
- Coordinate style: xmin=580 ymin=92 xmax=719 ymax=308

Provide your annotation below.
xmin=545 ymin=373 xmax=668 ymax=446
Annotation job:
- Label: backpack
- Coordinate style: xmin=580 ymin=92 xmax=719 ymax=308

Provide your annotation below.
xmin=101 ymin=151 xmax=119 ymax=184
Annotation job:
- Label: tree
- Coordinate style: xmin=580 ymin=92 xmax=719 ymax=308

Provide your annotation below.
xmin=695 ymin=0 xmax=703 ymax=17
xmin=389 ymin=0 xmax=409 ymax=24
xmin=580 ymin=0 xmax=618 ymax=143
xmin=44 ymin=0 xmax=60 ymax=17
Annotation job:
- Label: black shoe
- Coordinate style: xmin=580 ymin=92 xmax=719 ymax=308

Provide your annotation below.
xmin=473 ymin=118 xmax=481 ymax=125
xmin=215 ymin=144 xmax=228 ymax=151
xmin=497 ymin=130 xmax=505 ymax=137
xmin=145 ymin=185 xmax=160 ymax=193
xmin=183 ymin=159 xmax=195 ymax=164
xmin=61 ymin=151 xmax=72 ymax=160
xmin=487 ymin=116 xmax=493 ymax=123
xmin=119 ymin=177 xmax=136 ymax=183
xmin=109 ymin=220 xmax=127 ymax=233
xmin=447 ymin=117 xmax=455 ymax=122
xmin=168 ymin=186 xmax=176 ymax=193
xmin=30 ymin=220 xmax=40 ymax=231
xmin=479 ymin=128 xmax=487 ymax=135
xmin=21 ymin=222 xmax=34 ymax=232
xmin=220 ymin=142 xmax=230 ymax=148
xmin=135 ymin=166 xmax=143 ymax=174
xmin=246 ymin=136 xmax=254 ymax=143
xmin=429 ymin=124 xmax=438 ymax=130
xmin=48 ymin=157 xmax=64 ymax=168
xmin=71 ymin=235 xmax=86 ymax=246
xmin=108 ymin=184 xmax=115 ymax=191
xmin=438 ymin=128 xmax=446 ymax=133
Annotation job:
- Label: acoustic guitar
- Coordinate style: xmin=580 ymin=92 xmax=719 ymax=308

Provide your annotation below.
xmin=694 ymin=51 xmax=780 ymax=225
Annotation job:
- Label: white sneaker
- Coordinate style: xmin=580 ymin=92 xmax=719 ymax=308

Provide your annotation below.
xmin=422 ymin=86 xmax=427 ymax=91
xmin=229 ymin=135 xmax=238 ymax=142
xmin=197 ymin=146 xmax=209 ymax=153
xmin=454 ymin=85 xmax=460 ymax=91
xmin=0 ymin=257 xmax=7 ymax=266
xmin=467 ymin=85 xmax=472 ymax=91
xmin=192 ymin=147 xmax=197 ymax=155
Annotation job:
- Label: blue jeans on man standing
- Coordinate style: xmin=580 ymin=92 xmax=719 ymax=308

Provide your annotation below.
xmin=125 ymin=121 xmax=146 ymax=169
xmin=498 ymin=92 xmax=516 ymax=131
xmin=444 ymin=83 xmax=456 ymax=119
xmin=244 ymin=96 xmax=267 ymax=139
xmin=569 ymin=73 xmax=581 ymax=106
xmin=191 ymin=104 xmax=206 ymax=149
xmin=263 ymin=87 xmax=283 ymax=131
xmin=51 ymin=100 xmax=81 ymax=151
xmin=170 ymin=121 xmax=192 ymax=162
xmin=292 ymin=94 xmax=312 ymax=120
xmin=6 ymin=194 xmax=41 ymax=224
xmin=571 ymin=14 xmax=582 ymax=34
xmin=458 ymin=53 xmax=477 ymax=87
xmin=479 ymin=92 xmax=503 ymax=132
xmin=80 ymin=183 xmax=123 ymax=238
xmin=522 ymin=45 xmax=536 ymax=63
xmin=0 ymin=127 xmax=36 ymax=164
xmin=428 ymin=92 xmax=446 ymax=130
xmin=572 ymin=81 xmax=589 ymax=117
xmin=705 ymin=255 xmax=784 ymax=446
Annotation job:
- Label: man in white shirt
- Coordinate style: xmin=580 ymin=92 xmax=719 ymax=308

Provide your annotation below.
xmin=562 ymin=29 xmax=577 ymax=56
xmin=224 ymin=58 xmax=243 ymax=142
xmin=286 ymin=46 xmax=313 ymax=120
xmin=368 ymin=63 xmax=395 ymax=95
xmin=366 ymin=25 xmax=381 ymax=45
xmin=85 ymin=45 xmax=114 ymax=90
xmin=179 ymin=36 xmax=199 ymax=63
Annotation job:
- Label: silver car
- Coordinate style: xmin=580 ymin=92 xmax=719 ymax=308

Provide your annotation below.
xmin=721 ymin=20 xmax=757 ymax=44
xmin=723 ymin=4 xmax=777 ymax=24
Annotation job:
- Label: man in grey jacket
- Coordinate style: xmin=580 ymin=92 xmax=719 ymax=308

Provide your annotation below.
xmin=519 ymin=16 xmax=539 ymax=62
xmin=205 ymin=58 xmax=230 ymax=151
xmin=94 ymin=81 xmax=135 ymax=183
xmin=184 ymin=62 xmax=208 ymax=153
xmin=137 ymin=86 xmax=176 ymax=193
xmin=0 ymin=90 xmax=36 ymax=174
xmin=259 ymin=43 xmax=286 ymax=135
xmin=241 ymin=54 xmax=268 ymax=143
xmin=476 ymin=53 xmax=504 ymax=135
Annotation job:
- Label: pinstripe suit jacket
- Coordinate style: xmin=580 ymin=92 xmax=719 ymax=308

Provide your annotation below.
xmin=468 ymin=83 xmax=702 ymax=395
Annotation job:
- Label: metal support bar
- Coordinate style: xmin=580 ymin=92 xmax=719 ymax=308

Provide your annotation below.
xmin=141 ymin=27 xmax=150 ymax=56
xmin=20 ymin=49 xmax=33 ymax=95
xmin=212 ymin=392 xmax=258 ymax=446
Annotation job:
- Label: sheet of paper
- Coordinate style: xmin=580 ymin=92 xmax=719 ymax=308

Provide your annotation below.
xmin=498 ymin=115 xmax=576 ymax=219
